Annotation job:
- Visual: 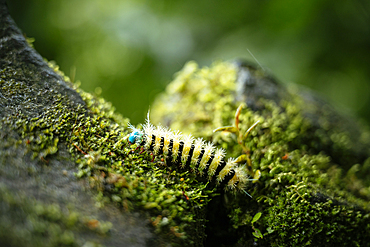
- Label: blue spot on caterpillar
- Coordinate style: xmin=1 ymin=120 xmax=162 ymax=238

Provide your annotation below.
xmin=128 ymin=130 xmax=143 ymax=144
xmin=128 ymin=118 xmax=252 ymax=195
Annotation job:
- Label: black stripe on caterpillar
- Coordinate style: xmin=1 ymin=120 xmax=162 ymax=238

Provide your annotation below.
xmin=128 ymin=119 xmax=250 ymax=193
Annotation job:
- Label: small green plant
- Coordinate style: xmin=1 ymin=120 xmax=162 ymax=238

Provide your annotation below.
xmin=213 ymin=104 xmax=261 ymax=181
xmin=251 ymin=212 xmax=263 ymax=239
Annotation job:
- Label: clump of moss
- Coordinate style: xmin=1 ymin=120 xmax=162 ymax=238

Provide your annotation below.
xmin=151 ymin=61 xmax=370 ymax=245
xmin=264 ymin=194 xmax=369 ymax=246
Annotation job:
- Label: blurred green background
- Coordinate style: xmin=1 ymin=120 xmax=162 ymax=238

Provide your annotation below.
xmin=7 ymin=0 xmax=370 ymax=125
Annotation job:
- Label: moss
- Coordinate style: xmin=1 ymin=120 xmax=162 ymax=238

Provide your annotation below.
xmin=2 ymin=56 xmax=370 ymax=245
xmin=1 ymin=62 xmax=217 ymax=246
xmin=264 ymin=195 xmax=369 ymax=246
xmin=0 ymin=184 xmax=111 ymax=247
xmin=151 ymin=61 xmax=370 ymax=245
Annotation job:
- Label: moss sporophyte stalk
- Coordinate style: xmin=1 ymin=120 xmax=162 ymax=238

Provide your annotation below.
xmin=3 ymin=59 xmax=370 ymax=246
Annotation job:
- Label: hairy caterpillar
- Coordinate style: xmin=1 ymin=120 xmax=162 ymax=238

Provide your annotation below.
xmin=128 ymin=117 xmax=252 ymax=195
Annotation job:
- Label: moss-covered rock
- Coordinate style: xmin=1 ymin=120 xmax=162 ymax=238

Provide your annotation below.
xmin=151 ymin=60 xmax=370 ymax=246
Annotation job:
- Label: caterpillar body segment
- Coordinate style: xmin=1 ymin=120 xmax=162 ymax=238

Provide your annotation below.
xmin=128 ymin=120 xmax=250 ymax=193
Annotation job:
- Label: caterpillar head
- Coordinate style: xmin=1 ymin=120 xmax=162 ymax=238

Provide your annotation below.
xmin=129 ymin=130 xmax=144 ymax=144
xmin=128 ymin=123 xmax=144 ymax=144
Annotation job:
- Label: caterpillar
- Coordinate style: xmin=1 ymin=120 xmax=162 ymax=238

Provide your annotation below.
xmin=128 ymin=117 xmax=251 ymax=195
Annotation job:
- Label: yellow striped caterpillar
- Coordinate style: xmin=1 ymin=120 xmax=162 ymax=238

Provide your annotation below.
xmin=128 ymin=115 xmax=255 ymax=196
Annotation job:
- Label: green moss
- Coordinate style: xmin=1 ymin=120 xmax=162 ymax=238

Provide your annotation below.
xmin=2 ymin=58 xmax=370 ymax=246
xmin=1 ymin=62 xmax=217 ymax=246
xmin=151 ymin=61 xmax=370 ymax=245
xmin=264 ymin=195 xmax=369 ymax=246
